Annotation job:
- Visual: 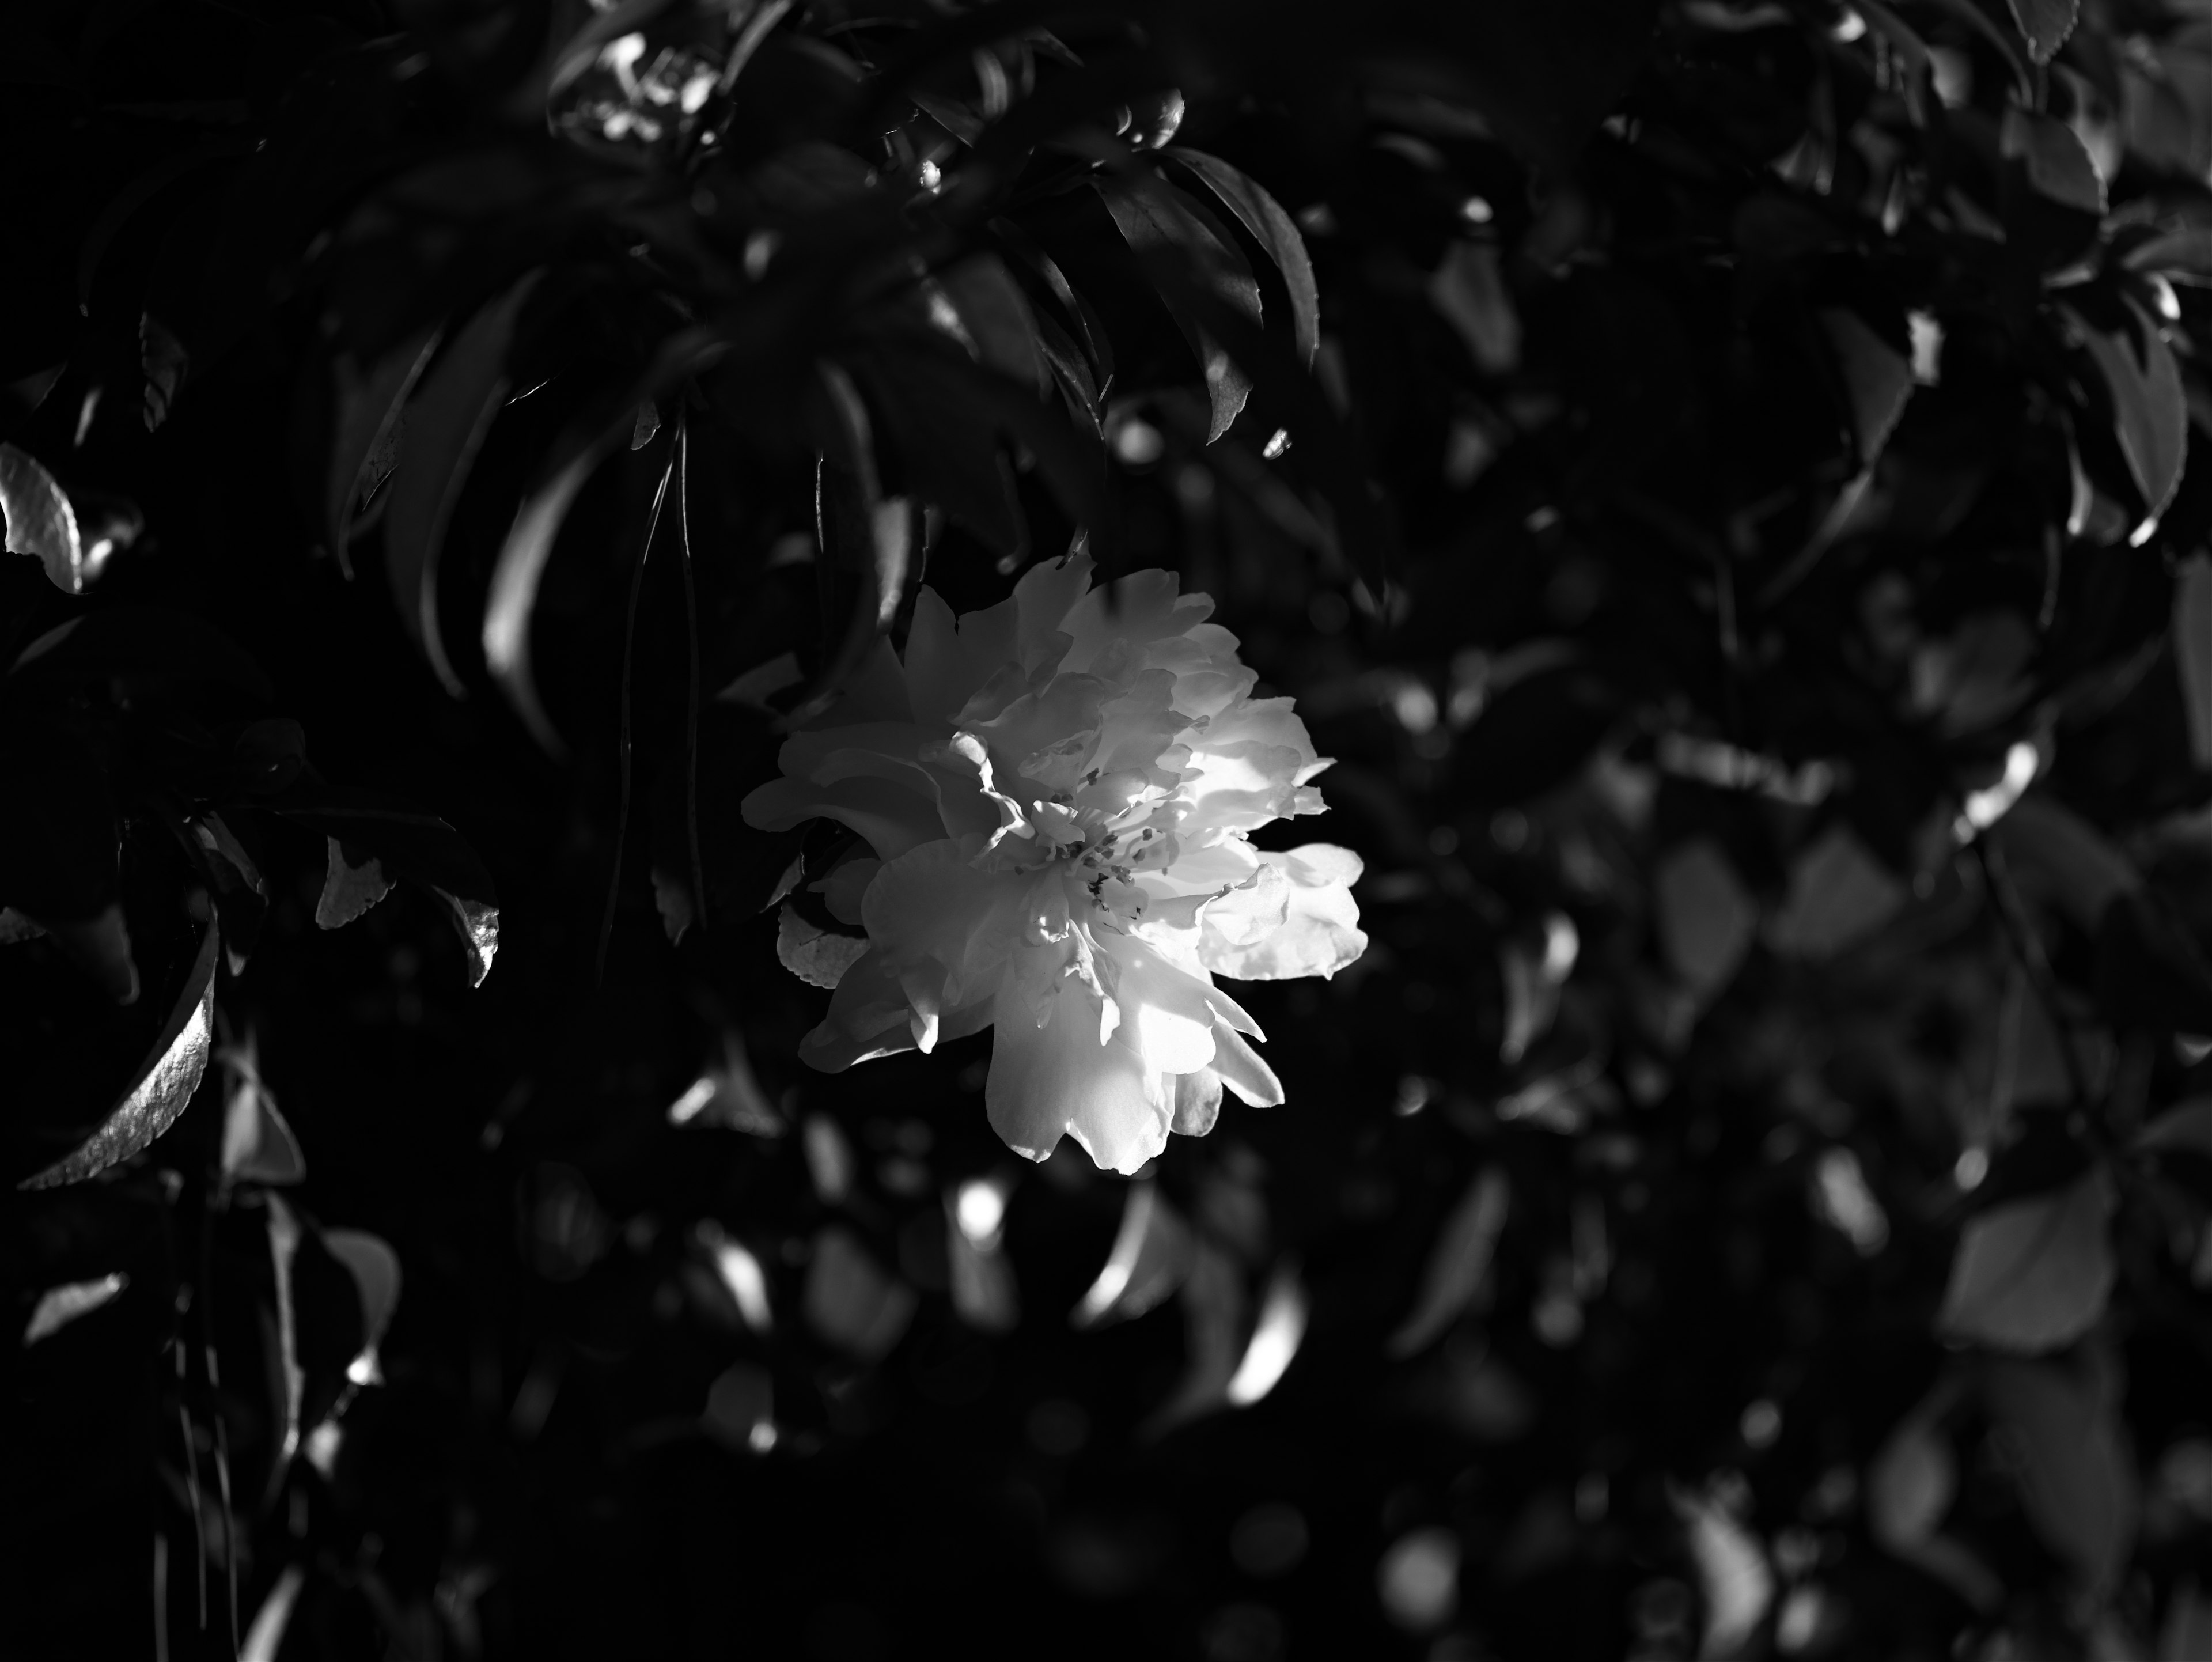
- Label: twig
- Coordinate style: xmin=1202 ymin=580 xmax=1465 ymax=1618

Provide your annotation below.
xmin=679 ymin=417 xmax=707 ymax=932
xmin=596 ymin=439 xmax=678 ymax=983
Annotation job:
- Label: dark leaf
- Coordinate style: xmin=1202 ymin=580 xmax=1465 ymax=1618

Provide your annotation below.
xmin=1387 ymin=1167 xmax=1510 ymax=1358
xmin=1096 ymin=171 xmax=1262 ymax=441
xmin=326 ymin=325 xmax=441 ymax=561
xmin=9 ymin=609 xmax=271 ymax=699
xmin=1937 ymin=1169 xmax=2113 ymax=1352
xmin=2003 ymin=0 xmax=2078 ymax=63
xmin=1983 ymin=1359 xmax=2134 ymax=1596
xmin=313 ymin=838 xmax=393 ymax=929
xmin=384 ymin=271 xmax=546 ymax=695
xmin=2068 ymin=297 xmax=2187 ymax=533
xmin=2001 ymin=108 xmax=2104 ymax=214
xmin=1820 ymin=309 xmax=1914 ymax=470
xmin=269 ymin=785 xmax=496 ymax=903
xmin=1166 ymin=147 xmax=1320 ymax=365
xmin=139 ymin=313 xmax=187 ymax=433
xmin=936 ymin=256 xmax=1048 ymax=392
xmin=789 ymin=362 xmax=919 ymax=724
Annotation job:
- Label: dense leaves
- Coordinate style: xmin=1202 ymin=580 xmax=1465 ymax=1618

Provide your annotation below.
xmin=6 ymin=1 xmax=2212 ymax=1660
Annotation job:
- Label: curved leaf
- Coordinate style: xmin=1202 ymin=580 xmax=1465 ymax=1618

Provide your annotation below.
xmin=327 ymin=324 xmax=441 ymax=561
xmin=321 ymin=1228 xmax=402 ymax=1374
xmin=314 ymin=838 xmax=393 ymax=929
xmin=1096 ymin=171 xmax=1262 ymax=441
xmin=1937 ymin=1169 xmax=2113 ymax=1352
xmin=788 ymin=362 xmax=919 ymax=724
xmin=1168 ymin=146 xmax=1320 ymax=365
xmin=21 ymin=920 xmax=219 ymax=1190
xmin=2068 ymin=297 xmax=2187 ymax=534
xmin=384 ymin=271 xmax=545 ymax=695
xmin=1388 ymin=1167 xmax=1510 ymax=1358
xmin=10 ymin=609 xmax=271 ymax=699
xmin=1984 ymin=1359 xmax=2135 ymax=1596
xmin=2003 ymin=0 xmax=2077 ymax=63
xmin=483 ymin=425 xmax=624 ymax=756
xmin=0 ymin=442 xmax=82 ymax=593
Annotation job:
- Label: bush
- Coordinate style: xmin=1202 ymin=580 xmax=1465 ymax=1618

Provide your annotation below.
xmin=5 ymin=1 xmax=2212 ymax=1657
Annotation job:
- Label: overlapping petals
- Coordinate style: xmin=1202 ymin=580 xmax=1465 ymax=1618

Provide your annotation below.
xmin=743 ymin=554 xmax=1366 ymax=1173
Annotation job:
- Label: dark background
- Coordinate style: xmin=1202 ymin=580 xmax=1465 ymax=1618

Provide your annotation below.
xmin=5 ymin=1 xmax=2212 ymax=1659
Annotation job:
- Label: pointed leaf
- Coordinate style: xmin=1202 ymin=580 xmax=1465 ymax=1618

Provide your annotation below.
xmin=2176 ymin=555 xmax=2212 ymax=768
xmin=384 ymin=272 xmax=544 ymax=695
xmin=1167 ymin=147 xmax=1320 ymax=365
xmin=935 ymin=256 xmax=1047 ymax=392
xmin=315 ymin=838 xmax=394 ymax=929
xmin=22 ymin=1273 xmax=128 ymax=1346
xmin=1073 ymin=1180 xmax=1193 ymax=1328
xmin=21 ymin=921 xmax=219 ymax=1189
xmin=435 ymin=889 xmax=499 ymax=988
xmin=2137 ymin=1100 xmax=2212 ymax=1158
xmin=327 ymin=325 xmax=440 ymax=557
xmin=2002 ymin=107 xmax=2105 ymax=214
xmin=1096 ymin=172 xmax=1261 ymax=441
xmin=1938 ymin=1169 xmax=2113 ymax=1351
xmin=483 ymin=423 xmax=623 ymax=756
xmin=322 ymin=1229 xmax=402 ymax=1372
xmin=1388 ymin=1167 xmax=1510 ymax=1358
xmin=2069 ymin=298 xmax=2187 ymax=531
xmin=1655 ymin=838 xmax=1756 ymax=1001
xmin=1820 ymin=309 xmax=1914 ymax=468
xmin=1985 ymin=1358 xmax=2135 ymax=1596
xmin=2003 ymin=0 xmax=2077 ymax=63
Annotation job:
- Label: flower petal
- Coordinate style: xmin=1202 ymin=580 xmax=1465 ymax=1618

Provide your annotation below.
xmin=1210 ymin=1023 xmax=1285 ymax=1106
xmin=740 ymin=774 xmax=945 ymax=862
xmin=1200 ymin=845 xmax=1368 ymax=980
xmin=985 ymin=958 xmax=1170 ymax=1175
xmin=799 ymin=950 xmax=918 ymax=1072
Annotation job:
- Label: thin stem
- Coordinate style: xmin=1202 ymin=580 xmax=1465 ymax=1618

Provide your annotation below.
xmin=679 ymin=417 xmax=707 ymax=933
xmin=1974 ymin=838 xmax=2091 ymax=1108
xmin=596 ymin=441 xmax=678 ymax=984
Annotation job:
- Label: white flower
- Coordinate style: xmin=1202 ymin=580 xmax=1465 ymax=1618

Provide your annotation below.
xmin=742 ymin=554 xmax=1366 ymax=1173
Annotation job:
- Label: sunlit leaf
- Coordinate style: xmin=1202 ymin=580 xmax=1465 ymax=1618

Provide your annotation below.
xmin=1072 ymin=1180 xmax=1192 ymax=1328
xmin=220 ymin=1037 xmax=305 ymax=1188
xmin=238 ymin=1564 xmax=305 ymax=1662
xmin=22 ymin=1273 xmax=128 ymax=1346
xmin=323 ymin=1228 xmax=402 ymax=1384
xmin=21 ymin=920 xmax=218 ymax=1188
xmin=0 ymin=442 xmax=83 ymax=593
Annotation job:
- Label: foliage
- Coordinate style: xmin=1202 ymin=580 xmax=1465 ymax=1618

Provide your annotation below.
xmin=7 ymin=0 xmax=2212 ymax=1658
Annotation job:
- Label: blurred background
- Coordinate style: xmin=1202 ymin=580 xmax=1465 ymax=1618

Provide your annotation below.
xmin=6 ymin=1 xmax=2212 ymax=1659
